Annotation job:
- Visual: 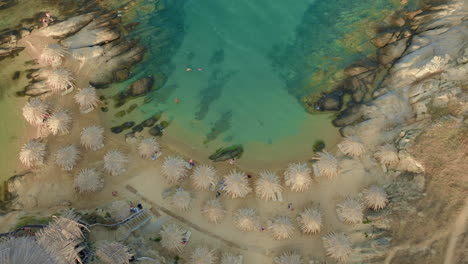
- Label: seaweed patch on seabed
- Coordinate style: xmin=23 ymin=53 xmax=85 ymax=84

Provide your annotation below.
xmin=195 ymin=68 xmax=236 ymax=121
xmin=204 ymin=111 xmax=233 ymax=144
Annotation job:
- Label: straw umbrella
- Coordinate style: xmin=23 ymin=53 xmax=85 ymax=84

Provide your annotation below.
xmin=22 ymin=98 xmax=50 ymax=126
xmin=138 ymin=137 xmax=160 ymax=159
xmin=74 ymin=168 xmax=104 ymax=193
xmin=255 ymin=171 xmax=283 ymax=201
xmin=167 ymin=188 xmax=192 ymax=211
xmin=322 ymin=232 xmax=352 ymax=263
xmin=363 ymin=185 xmax=388 ymax=210
xmin=104 ymin=150 xmax=128 ymax=176
xmin=74 ymin=86 xmax=99 ymax=113
xmin=268 ymin=216 xmax=295 ymax=240
xmin=54 ymin=144 xmax=80 ymax=171
xmin=297 ymin=207 xmax=322 ymax=234
xmin=274 ymin=252 xmax=303 ymax=264
xmin=80 ymin=125 xmax=104 ymax=151
xmin=47 ymin=109 xmax=72 ymax=135
xmin=96 ymin=241 xmax=133 ymax=264
xmin=190 ymin=247 xmax=217 ymax=264
xmin=201 ymin=199 xmax=226 ymax=224
xmin=338 ymin=136 xmax=365 ymax=157
xmin=160 ymin=223 xmax=186 ymax=252
xmin=109 ymin=200 xmax=131 ymax=221
xmin=19 ymin=139 xmax=46 ymax=168
xmin=336 ymin=197 xmax=363 ymax=224
xmin=220 ymin=252 xmax=243 ymax=264
xmin=40 ymin=43 xmax=67 ymax=67
xmin=284 ymin=163 xmax=312 ymax=192
xmin=0 ymin=236 xmax=55 ymax=264
xmin=46 ymin=67 xmax=75 ymax=95
xmin=223 ymin=170 xmax=252 ymax=199
xmin=374 ymin=144 xmax=399 ymax=171
xmin=312 ymin=151 xmax=339 ymax=180
xmin=233 ymin=208 xmax=259 ymax=232
xmin=191 ymin=165 xmax=218 ymax=191
xmin=161 ymin=156 xmax=188 ymax=184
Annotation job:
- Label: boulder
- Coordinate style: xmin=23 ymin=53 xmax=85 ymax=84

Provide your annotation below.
xmin=128 ymin=76 xmax=154 ymax=97
xmin=371 ymin=32 xmax=400 ymax=48
xmin=38 ymin=13 xmax=96 ymax=38
xmin=378 ymin=38 xmax=409 ymax=66
xmin=62 ymin=27 xmax=120 ymax=49
xmin=316 ymin=90 xmax=343 ymax=111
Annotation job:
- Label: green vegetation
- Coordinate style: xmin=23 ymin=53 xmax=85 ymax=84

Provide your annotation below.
xmin=12 ymin=215 xmax=52 ymax=230
xmin=313 ymin=140 xmax=326 ymax=152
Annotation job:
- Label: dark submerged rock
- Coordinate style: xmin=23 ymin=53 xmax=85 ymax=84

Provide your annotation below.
xmin=128 ymin=76 xmax=154 ymax=97
xmin=132 ymin=125 xmax=143 ymax=133
xmin=316 ymin=91 xmax=344 ymax=111
xmin=209 ymin=145 xmax=244 ymax=162
xmin=111 ymin=126 xmax=123 ymax=134
xmin=122 ymin=121 xmax=135 ymax=129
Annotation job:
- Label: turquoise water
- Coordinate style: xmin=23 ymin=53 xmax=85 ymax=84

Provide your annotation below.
xmin=112 ymin=0 xmax=403 ymax=161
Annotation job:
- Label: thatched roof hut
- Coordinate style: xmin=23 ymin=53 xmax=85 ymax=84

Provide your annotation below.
xmin=103 ymin=150 xmax=128 ymax=176
xmin=22 ymin=97 xmax=50 ymax=126
xmin=190 ymin=247 xmax=217 ymax=264
xmin=138 ymin=137 xmax=160 ymax=159
xmin=36 ymin=211 xmax=87 ymax=264
xmin=74 ymin=168 xmax=104 ymax=193
xmin=322 ymin=232 xmax=352 ymax=263
xmin=255 ymin=171 xmax=283 ymax=201
xmin=47 ymin=110 xmax=72 ymax=135
xmin=167 ymin=188 xmax=192 ymax=211
xmin=337 ymin=136 xmax=365 ymax=157
xmin=80 ymin=125 xmax=104 ymax=151
xmin=233 ymin=208 xmax=260 ymax=232
xmin=161 ymin=156 xmax=188 ymax=184
xmin=374 ymin=144 xmax=399 ymax=166
xmin=74 ymin=86 xmax=99 ymax=113
xmin=159 ymin=223 xmax=186 ymax=252
xmin=268 ymin=216 xmax=295 ymax=240
xmin=19 ymin=139 xmax=47 ymax=168
xmin=96 ymin=241 xmax=133 ymax=264
xmin=109 ymin=200 xmax=131 ymax=221
xmin=274 ymin=251 xmax=303 ymax=264
xmin=363 ymin=185 xmax=388 ymax=210
xmin=284 ymin=163 xmax=312 ymax=192
xmin=297 ymin=207 xmax=322 ymax=234
xmin=0 ymin=237 xmax=56 ymax=264
xmin=55 ymin=144 xmax=80 ymax=171
xmin=191 ymin=165 xmax=218 ymax=191
xmin=46 ymin=67 xmax=75 ymax=95
xmin=201 ymin=199 xmax=226 ymax=224
xmin=336 ymin=197 xmax=363 ymax=224
xmin=312 ymin=151 xmax=339 ymax=180
xmin=40 ymin=43 xmax=67 ymax=67
xmin=220 ymin=252 xmax=243 ymax=264
xmin=223 ymin=170 xmax=252 ymax=199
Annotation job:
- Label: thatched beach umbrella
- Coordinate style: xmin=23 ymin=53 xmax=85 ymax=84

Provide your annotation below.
xmin=191 ymin=165 xmax=218 ymax=191
xmin=54 ymin=144 xmax=80 ymax=171
xmin=297 ymin=207 xmax=322 ymax=234
xmin=162 ymin=156 xmax=188 ymax=184
xmin=109 ymin=200 xmax=131 ymax=221
xmin=233 ymin=208 xmax=259 ymax=232
xmin=138 ymin=137 xmax=160 ymax=159
xmin=336 ymin=197 xmax=363 ymax=224
xmin=223 ymin=170 xmax=252 ymax=199
xmin=80 ymin=125 xmax=105 ymax=151
xmin=221 ymin=252 xmax=243 ymax=264
xmin=255 ymin=171 xmax=283 ymax=201
xmin=201 ymin=199 xmax=226 ymax=224
xmin=338 ymin=136 xmax=365 ymax=157
xmin=22 ymin=98 xmax=50 ymax=126
xmin=167 ymin=188 xmax=192 ymax=211
xmin=190 ymin=247 xmax=217 ymax=264
xmin=268 ymin=216 xmax=295 ymax=240
xmin=0 ymin=237 xmax=55 ymax=264
xmin=74 ymin=168 xmax=104 ymax=193
xmin=284 ymin=163 xmax=312 ymax=192
xmin=74 ymin=86 xmax=99 ymax=113
xmin=46 ymin=67 xmax=75 ymax=95
xmin=363 ymin=185 xmax=388 ymax=210
xmin=96 ymin=241 xmax=133 ymax=264
xmin=374 ymin=144 xmax=399 ymax=168
xmin=104 ymin=150 xmax=128 ymax=176
xmin=19 ymin=139 xmax=46 ymax=168
xmin=160 ymin=223 xmax=186 ymax=252
xmin=312 ymin=151 xmax=339 ymax=180
xmin=274 ymin=252 xmax=303 ymax=264
xmin=47 ymin=109 xmax=72 ymax=135
xmin=40 ymin=43 xmax=67 ymax=67
xmin=322 ymin=232 xmax=352 ymax=263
